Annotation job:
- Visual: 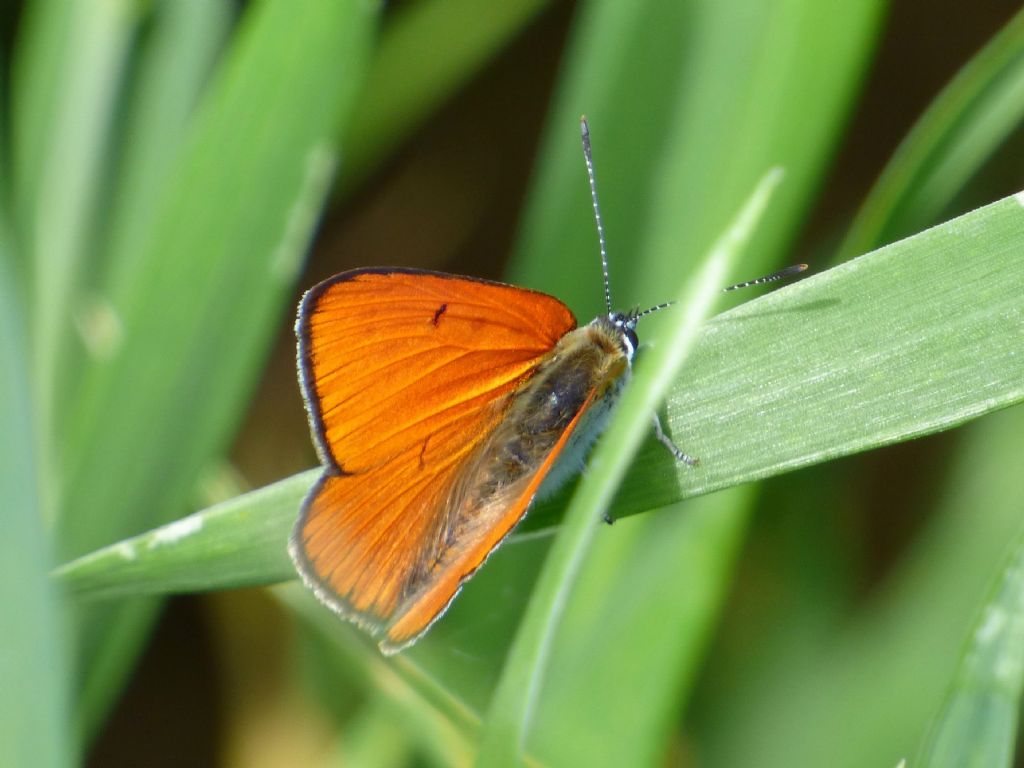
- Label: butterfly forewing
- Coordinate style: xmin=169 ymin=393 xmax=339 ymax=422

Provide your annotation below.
xmin=292 ymin=268 xmax=578 ymax=647
xmin=299 ymin=269 xmax=575 ymax=473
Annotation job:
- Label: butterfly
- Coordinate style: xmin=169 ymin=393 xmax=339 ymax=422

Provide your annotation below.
xmin=289 ymin=118 xmax=805 ymax=654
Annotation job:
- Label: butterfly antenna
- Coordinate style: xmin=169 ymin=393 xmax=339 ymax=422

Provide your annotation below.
xmin=636 ymin=264 xmax=807 ymax=319
xmin=634 ymin=301 xmax=675 ymax=320
xmin=581 ymin=116 xmax=613 ymax=314
xmin=724 ymin=263 xmax=808 ymax=292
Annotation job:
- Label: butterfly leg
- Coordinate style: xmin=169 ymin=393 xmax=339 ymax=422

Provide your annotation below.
xmin=653 ymin=413 xmax=698 ymax=466
xmin=602 ymin=413 xmax=697 ymax=526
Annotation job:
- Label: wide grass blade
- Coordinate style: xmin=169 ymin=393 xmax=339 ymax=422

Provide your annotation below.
xmin=630 ymin=196 xmax=1024 ymax=509
xmin=56 ymin=470 xmax=318 ymax=600
xmin=56 ymin=192 xmax=1024 ymax=598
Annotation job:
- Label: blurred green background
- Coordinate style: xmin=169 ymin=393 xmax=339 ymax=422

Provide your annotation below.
xmin=3 ymin=0 xmax=1024 ymax=766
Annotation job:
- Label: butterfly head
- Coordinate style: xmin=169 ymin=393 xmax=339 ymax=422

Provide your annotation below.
xmin=605 ymin=309 xmax=640 ymax=360
xmin=597 ymin=298 xmax=676 ymax=362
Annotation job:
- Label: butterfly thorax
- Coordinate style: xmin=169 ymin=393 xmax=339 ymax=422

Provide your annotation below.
xmin=408 ymin=314 xmax=636 ymax=610
xmin=500 ymin=314 xmax=632 ymax=475
xmin=440 ymin=314 xmax=635 ymax=535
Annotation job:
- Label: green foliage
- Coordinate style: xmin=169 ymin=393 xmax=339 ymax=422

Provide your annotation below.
xmin=839 ymin=5 xmax=1024 ymax=260
xmin=1 ymin=203 xmax=71 ymax=768
xmin=917 ymin=534 xmax=1024 ymax=768
xmin=3 ymin=0 xmax=378 ymax=755
xmin=4 ymin=0 xmax=1024 ymax=765
xmin=477 ymin=167 xmax=786 ymax=766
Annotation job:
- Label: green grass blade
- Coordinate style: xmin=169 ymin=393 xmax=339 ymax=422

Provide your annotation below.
xmin=714 ymin=16 xmax=1024 ymax=765
xmin=511 ymin=0 xmax=884 ymax=309
xmin=527 ymin=491 xmax=751 ymax=767
xmin=279 ymin=585 xmax=478 ymax=766
xmin=60 ymin=0 xmax=373 ymax=558
xmin=0 ymin=240 xmax=71 ymax=767
xmin=838 ymin=5 xmax=1024 ymax=261
xmin=342 ymin=0 xmax=551 ymax=190
xmin=768 ymin=14 xmax=1024 ymax=767
xmin=55 ymin=470 xmax=317 ymax=599
xmin=507 ymin=2 xmax=883 ymax=761
xmin=11 ymin=0 xmax=138 ymax=539
xmin=334 ymin=699 xmax=416 ymax=768
xmin=56 ymin=192 xmax=1024 ymax=601
xmin=700 ymin=404 xmax=1024 ymax=768
xmin=58 ymin=0 xmax=377 ymax=737
xmin=12 ymin=0 xmax=137 ymax=441
xmin=11 ymin=0 xmax=136 ymax=270
xmin=635 ymin=192 xmax=1024 ymax=509
xmin=916 ymin=534 xmax=1024 ymax=768
xmin=62 ymin=0 xmax=232 ymax=426
xmin=99 ymin=0 xmax=233 ymax=290
xmin=476 ymin=169 xmax=782 ymax=767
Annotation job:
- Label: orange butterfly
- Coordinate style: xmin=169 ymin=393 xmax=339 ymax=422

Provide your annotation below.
xmin=290 ymin=119 xmax=805 ymax=653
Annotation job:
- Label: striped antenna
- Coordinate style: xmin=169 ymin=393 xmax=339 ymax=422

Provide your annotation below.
xmin=635 ymin=301 xmax=675 ymax=320
xmin=580 ymin=116 xmax=613 ymax=314
xmin=724 ymin=263 xmax=808 ymax=292
xmin=635 ymin=264 xmax=808 ymax=319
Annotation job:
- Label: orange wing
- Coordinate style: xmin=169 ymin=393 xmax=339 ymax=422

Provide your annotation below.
xmin=291 ymin=268 xmax=577 ymax=651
